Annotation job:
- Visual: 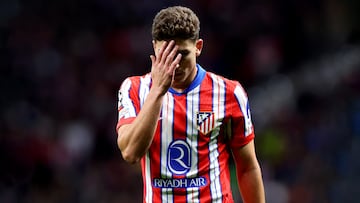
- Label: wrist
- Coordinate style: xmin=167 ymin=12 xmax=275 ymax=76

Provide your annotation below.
xmin=149 ymin=86 xmax=167 ymax=98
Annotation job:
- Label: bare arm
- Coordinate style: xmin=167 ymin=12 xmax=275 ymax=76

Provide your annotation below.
xmin=117 ymin=89 xmax=164 ymax=163
xmin=232 ymin=140 xmax=265 ymax=203
xmin=117 ymin=40 xmax=182 ymax=163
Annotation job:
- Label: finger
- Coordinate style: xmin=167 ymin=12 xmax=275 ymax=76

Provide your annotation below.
xmin=156 ymin=41 xmax=168 ymax=61
xmin=160 ymin=40 xmax=175 ymax=64
xmin=165 ymin=44 xmax=179 ymax=66
xmin=168 ymin=53 xmax=182 ymax=74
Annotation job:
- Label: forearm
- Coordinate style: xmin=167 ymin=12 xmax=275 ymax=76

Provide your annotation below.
xmin=232 ymin=140 xmax=265 ymax=203
xmin=117 ymin=88 xmax=164 ymax=163
xmin=237 ymin=164 xmax=265 ymax=203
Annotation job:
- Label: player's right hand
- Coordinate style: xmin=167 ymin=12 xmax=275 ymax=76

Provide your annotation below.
xmin=150 ymin=40 xmax=182 ymax=96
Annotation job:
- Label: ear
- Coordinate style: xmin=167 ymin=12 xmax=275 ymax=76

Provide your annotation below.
xmin=195 ymin=39 xmax=203 ymax=57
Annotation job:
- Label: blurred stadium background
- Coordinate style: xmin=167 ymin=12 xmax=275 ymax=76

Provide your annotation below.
xmin=0 ymin=0 xmax=359 ymax=202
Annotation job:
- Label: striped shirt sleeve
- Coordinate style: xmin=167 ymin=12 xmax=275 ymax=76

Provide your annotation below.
xmin=228 ymin=82 xmax=255 ymax=148
xmin=116 ymin=77 xmax=139 ymax=132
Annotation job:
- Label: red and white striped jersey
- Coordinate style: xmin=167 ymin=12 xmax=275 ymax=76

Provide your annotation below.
xmin=117 ymin=64 xmax=255 ymax=203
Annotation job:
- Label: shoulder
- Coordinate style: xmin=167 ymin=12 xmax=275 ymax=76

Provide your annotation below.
xmin=120 ymin=73 xmax=151 ymax=90
xmin=123 ymin=73 xmax=151 ymax=84
xmin=205 ymin=71 xmax=244 ymax=93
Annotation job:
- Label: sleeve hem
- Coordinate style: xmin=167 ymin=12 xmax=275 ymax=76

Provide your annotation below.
xmin=229 ymin=132 xmax=255 ymax=149
xmin=116 ymin=117 xmax=136 ymax=132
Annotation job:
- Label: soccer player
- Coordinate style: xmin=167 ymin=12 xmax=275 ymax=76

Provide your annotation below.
xmin=116 ymin=6 xmax=265 ymax=203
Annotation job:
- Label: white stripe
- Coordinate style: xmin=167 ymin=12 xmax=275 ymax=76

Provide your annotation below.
xmin=209 ymin=116 xmax=213 ymax=133
xmin=204 ymin=119 xmax=208 ymax=134
xmin=119 ymin=78 xmax=137 ymax=118
xmin=201 ymin=122 xmax=205 ymax=134
xmin=234 ymin=85 xmax=253 ymax=136
xmin=145 ymin=151 xmax=152 ymax=203
xmin=141 ymin=75 xmax=153 ymax=203
xmin=208 ymin=74 xmax=226 ymax=202
xmin=161 ymin=93 xmax=174 ymax=203
xmin=139 ymin=74 xmax=151 ymax=108
xmin=186 ymin=86 xmax=200 ymax=203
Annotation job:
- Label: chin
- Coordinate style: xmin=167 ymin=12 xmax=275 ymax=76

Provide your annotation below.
xmin=174 ymin=71 xmax=183 ymax=78
xmin=173 ymin=78 xmax=181 ymax=83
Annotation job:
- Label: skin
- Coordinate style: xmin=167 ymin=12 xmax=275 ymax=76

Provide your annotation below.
xmin=117 ymin=39 xmax=202 ymax=163
xmin=152 ymin=39 xmax=203 ymax=93
xmin=117 ymin=39 xmax=265 ymax=203
xmin=232 ymin=140 xmax=266 ymax=203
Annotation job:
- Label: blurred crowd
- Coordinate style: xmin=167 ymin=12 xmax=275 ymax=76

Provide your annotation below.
xmin=0 ymin=0 xmax=359 ymax=202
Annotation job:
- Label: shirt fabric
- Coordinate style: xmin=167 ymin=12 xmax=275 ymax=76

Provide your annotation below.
xmin=117 ymin=64 xmax=255 ymax=203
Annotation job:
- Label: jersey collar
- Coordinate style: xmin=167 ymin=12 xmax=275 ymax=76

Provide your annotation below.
xmin=169 ymin=64 xmax=206 ymax=95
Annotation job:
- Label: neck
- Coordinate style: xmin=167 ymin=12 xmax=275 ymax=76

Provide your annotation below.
xmin=171 ymin=65 xmax=198 ymax=93
xmin=170 ymin=86 xmax=186 ymax=93
xmin=170 ymin=82 xmax=190 ymax=93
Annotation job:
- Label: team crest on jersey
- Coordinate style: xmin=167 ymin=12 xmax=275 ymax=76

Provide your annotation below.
xmin=197 ymin=111 xmax=215 ymax=135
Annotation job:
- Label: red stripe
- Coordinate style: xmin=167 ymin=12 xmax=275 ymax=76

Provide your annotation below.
xmin=127 ymin=77 xmax=141 ymax=115
xmin=152 ymin=120 xmax=163 ymax=203
xmin=140 ymin=157 xmax=147 ymax=202
xmin=136 ymin=72 xmax=255 ymax=202
xmin=197 ymin=74 xmax=212 ymax=201
xmin=216 ymin=75 xmax=233 ymax=201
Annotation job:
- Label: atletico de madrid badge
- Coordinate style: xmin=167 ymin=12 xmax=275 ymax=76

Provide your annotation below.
xmin=196 ymin=111 xmax=215 ymax=135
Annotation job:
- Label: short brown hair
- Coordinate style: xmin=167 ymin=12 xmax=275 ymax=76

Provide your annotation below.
xmin=152 ymin=6 xmax=200 ymax=41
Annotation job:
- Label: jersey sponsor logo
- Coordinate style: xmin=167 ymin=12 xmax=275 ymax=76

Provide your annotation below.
xmin=197 ymin=111 xmax=215 ymax=135
xmin=167 ymin=140 xmax=191 ymax=175
xmin=153 ymin=177 xmax=207 ymax=188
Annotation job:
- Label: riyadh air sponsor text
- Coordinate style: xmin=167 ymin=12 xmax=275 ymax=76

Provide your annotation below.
xmin=153 ymin=177 xmax=207 ymax=188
